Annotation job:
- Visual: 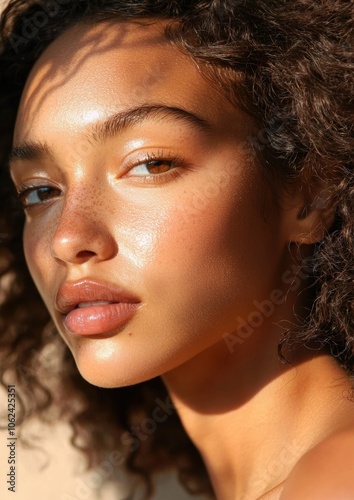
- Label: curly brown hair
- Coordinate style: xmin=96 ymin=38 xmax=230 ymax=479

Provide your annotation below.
xmin=0 ymin=0 xmax=353 ymax=497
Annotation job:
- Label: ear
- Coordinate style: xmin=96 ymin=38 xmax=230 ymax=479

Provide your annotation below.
xmin=281 ymin=179 xmax=336 ymax=245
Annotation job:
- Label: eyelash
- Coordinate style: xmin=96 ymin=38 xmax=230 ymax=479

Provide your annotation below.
xmin=16 ymin=152 xmax=189 ymax=209
xmin=16 ymin=184 xmax=61 ymax=210
xmin=126 ymin=151 xmax=188 ymax=185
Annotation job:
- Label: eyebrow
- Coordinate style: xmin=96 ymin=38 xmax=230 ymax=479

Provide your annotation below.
xmin=9 ymin=104 xmax=212 ymax=164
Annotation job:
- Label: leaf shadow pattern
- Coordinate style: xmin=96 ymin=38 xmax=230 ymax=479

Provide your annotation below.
xmin=16 ymin=18 xmax=170 ymax=144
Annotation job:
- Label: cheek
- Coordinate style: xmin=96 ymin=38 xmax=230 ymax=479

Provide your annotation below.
xmin=140 ymin=176 xmax=281 ymax=346
xmin=23 ymin=220 xmax=54 ymax=306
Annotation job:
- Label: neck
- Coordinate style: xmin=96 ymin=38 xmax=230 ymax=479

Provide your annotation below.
xmin=162 ymin=328 xmax=353 ymax=499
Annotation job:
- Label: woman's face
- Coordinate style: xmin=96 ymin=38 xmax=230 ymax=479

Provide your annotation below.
xmin=10 ymin=20 xmax=294 ymax=387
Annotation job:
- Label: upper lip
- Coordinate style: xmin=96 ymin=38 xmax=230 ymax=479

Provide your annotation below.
xmin=55 ymin=279 xmax=141 ymax=315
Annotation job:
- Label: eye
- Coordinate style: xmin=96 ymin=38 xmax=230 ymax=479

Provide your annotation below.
xmin=125 ymin=153 xmax=188 ymax=185
xmin=129 ymin=159 xmax=175 ymax=176
xmin=18 ymin=185 xmax=62 ymax=209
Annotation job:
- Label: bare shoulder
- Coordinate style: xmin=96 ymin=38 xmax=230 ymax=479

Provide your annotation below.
xmin=280 ymin=426 xmax=354 ymax=500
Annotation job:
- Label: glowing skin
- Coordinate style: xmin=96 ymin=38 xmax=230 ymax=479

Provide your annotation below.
xmin=10 ymin=20 xmax=354 ymax=500
xmin=10 ymin=19 xmax=293 ymax=387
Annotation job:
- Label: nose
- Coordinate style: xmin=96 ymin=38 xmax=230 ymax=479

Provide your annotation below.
xmin=51 ymin=197 xmax=118 ymax=265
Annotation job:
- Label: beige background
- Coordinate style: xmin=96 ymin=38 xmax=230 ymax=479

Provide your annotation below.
xmin=0 ymin=391 xmax=206 ymax=499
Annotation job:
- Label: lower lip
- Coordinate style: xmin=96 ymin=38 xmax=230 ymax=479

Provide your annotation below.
xmin=64 ymin=302 xmax=141 ymax=336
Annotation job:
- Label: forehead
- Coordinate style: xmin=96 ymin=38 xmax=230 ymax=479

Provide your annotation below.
xmin=15 ymin=19 xmax=244 ymax=143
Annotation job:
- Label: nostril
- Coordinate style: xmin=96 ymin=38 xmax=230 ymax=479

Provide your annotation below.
xmin=76 ymin=250 xmax=97 ymax=260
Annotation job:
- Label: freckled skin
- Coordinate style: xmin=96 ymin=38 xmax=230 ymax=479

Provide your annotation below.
xmin=13 ymin=20 xmax=299 ymax=388
xmin=11 ymin=19 xmax=354 ymax=500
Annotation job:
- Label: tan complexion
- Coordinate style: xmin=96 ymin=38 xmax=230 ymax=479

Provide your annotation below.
xmin=10 ymin=20 xmax=354 ymax=500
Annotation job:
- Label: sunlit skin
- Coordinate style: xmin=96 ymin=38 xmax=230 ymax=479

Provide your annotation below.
xmin=10 ymin=20 xmax=354 ymax=500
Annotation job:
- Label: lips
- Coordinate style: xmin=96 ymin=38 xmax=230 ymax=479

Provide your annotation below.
xmin=55 ymin=279 xmax=142 ymax=336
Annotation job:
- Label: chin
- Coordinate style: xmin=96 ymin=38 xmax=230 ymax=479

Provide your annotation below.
xmin=70 ymin=341 xmax=166 ymax=389
xmin=75 ymin=363 xmax=157 ymax=389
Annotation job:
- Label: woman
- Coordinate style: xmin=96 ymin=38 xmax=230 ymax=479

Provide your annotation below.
xmin=0 ymin=0 xmax=353 ymax=498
